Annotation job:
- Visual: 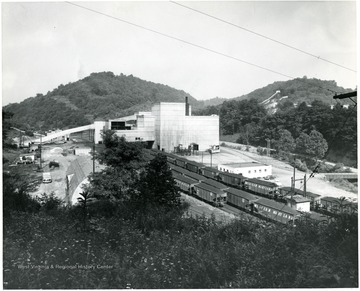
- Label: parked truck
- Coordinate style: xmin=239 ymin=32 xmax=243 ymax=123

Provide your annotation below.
xmin=42 ymin=172 xmax=52 ymax=183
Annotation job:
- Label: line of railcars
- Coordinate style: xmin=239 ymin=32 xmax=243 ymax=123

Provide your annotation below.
xmin=162 ymin=153 xmax=300 ymax=224
xmin=145 ymin=150 xmax=356 ymax=224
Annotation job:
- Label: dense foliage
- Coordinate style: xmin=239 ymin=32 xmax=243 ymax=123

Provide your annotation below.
xmin=3 ymin=190 xmax=358 ymax=288
xmin=198 ymin=96 xmax=356 ymax=166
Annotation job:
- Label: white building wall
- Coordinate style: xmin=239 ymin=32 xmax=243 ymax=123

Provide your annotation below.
xmin=151 ymin=104 xmax=162 ymax=150
xmin=153 ymin=103 xmax=186 ymax=151
xmin=295 ymin=202 xmax=311 ymax=212
xmin=94 ymin=121 xmax=107 ymax=144
xmin=218 ymin=164 xmax=272 ymax=178
xmin=151 ymin=103 xmax=219 ymax=152
xmin=113 ymin=115 xmax=155 ymax=142
xmin=183 ymin=116 xmax=219 ymax=151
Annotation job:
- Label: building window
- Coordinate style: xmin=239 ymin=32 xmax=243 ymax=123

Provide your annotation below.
xmin=248 ymin=170 xmax=251 ymax=174
xmin=111 ymin=121 xmax=131 ymax=130
xmin=264 ymin=169 xmax=267 ymax=172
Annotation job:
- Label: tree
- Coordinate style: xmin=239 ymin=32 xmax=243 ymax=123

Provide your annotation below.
xmin=307 ymin=130 xmax=328 ymax=159
xmin=87 ymin=167 xmax=137 ymax=201
xmin=134 ymin=153 xmax=181 ymax=210
xmin=277 ymin=100 xmax=294 ymax=112
xmin=295 ymin=132 xmax=311 ymax=157
xmin=275 ymin=129 xmax=295 ymax=154
xmin=97 ymin=130 xmax=145 ymax=170
xmin=2 ymin=110 xmax=14 ymax=146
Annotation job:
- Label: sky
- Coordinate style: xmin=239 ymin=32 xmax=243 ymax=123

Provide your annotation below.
xmin=2 ymin=1 xmax=357 ymax=106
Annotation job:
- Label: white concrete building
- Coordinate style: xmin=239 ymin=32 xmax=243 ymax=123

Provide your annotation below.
xmin=217 ymin=162 xmax=272 ymax=178
xmin=32 ymin=100 xmax=219 ymax=153
xmin=94 ymin=100 xmax=219 ymax=152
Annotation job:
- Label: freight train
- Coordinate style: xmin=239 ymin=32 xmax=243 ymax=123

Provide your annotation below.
xmin=144 ymin=150 xmax=357 ymax=224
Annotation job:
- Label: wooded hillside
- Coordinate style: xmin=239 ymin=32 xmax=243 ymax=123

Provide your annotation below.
xmin=233 ymin=76 xmax=352 ymax=105
xmin=3 ymin=72 xmax=199 ymax=131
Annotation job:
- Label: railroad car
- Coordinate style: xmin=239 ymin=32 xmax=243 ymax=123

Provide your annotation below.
xmin=185 ymin=160 xmax=206 ymax=173
xmin=244 ymin=178 xmax=279 ymax=198
xmin=218 ymin=171 xmax=246 ymax=188
xmin=193 ymin=182 xmax=226 ymax=206
xmin=225 ymin=187 xmax=258 ymax=211
xmin=169 ymin=163 xmax=190 ymax=176
xmin=253 ymin=198 xmax=300 ymax=224
xmin=199 ymin=167 xmax=220 ymax=180
xmin=183 ymin=170 xmax=207 ymax=183
xmin=161 ymin=152 xmax=177 ymax=164
xmin=203 ymin=178 xmax=229 ymax=191
xmin=172 ymin=172 xmax=199 ymax=194
xmin=279 ymin=187 xmax=321 ymax=208
xmin=174 ymin=156 xmax=188 ymax=168
xmin=320 ymin=196 xmax=357 ymax=213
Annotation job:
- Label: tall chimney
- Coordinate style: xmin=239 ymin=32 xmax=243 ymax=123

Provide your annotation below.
xmin=185 ymin=96 xmax=189 ymax=116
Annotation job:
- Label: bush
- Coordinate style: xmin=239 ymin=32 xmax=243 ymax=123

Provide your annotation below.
xmin=37 ymin=192 xmax=64 ymax=214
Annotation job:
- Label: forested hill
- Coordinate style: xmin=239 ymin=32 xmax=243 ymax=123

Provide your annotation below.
xmin=3 ymin=74 xmax=353 ymax=132
xmin=194 ymin=77 xmax=356 ymax=166
xmin=233 ymin=77 xmax=352 ymax=105
xmin=3 ymin=72 xmax=200 ymax=131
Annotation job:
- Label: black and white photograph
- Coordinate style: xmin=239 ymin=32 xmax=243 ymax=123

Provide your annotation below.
xmin=2 ymin=0 xmax=358 ymax=289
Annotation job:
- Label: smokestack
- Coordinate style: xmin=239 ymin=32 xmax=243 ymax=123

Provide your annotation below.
xmin=185 ymin=96 xmax=189 ymax=116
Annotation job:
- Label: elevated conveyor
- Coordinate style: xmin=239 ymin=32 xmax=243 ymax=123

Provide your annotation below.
xmin=33 ymin=124 xmax=95 ymax=143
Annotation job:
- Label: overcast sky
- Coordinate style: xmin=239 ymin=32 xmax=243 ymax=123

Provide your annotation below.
xmin=2 ymin=1 xmax=357 ymax=106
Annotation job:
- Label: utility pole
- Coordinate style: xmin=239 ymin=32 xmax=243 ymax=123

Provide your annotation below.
xmin=93 ymin=140 xmax=95 ymax=174
xmin=266 ymin=138 xmax=271 ymax=157
xmin=208 ymin=149 xmax=213 ymax=167
xmin=92 ymin=129 xmax=96 ymax=174
xmin=33 ymin=132 xmax=43 ymax=169
xmin=291 ymin=167 xmax=307 ymax=197
xmin=39 ymin=134 xmax=42 ymax=169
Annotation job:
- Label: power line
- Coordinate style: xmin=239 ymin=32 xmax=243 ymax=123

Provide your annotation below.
xmin=65 ymin=1 xmax=294 ymax=80
xmin=170 ymin=1 xmax=357 ymax=73
xmin=66 ymin=2 xmax=346 ymax=96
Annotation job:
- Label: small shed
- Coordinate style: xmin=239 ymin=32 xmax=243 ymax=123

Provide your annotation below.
xmin=279 ymin=187 xmax=321 ymax=206
xmin=285 ymin=195 xmax=311 ymax=212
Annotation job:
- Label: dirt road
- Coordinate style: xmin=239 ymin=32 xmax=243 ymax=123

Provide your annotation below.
xmin=30 ymin=142 xmax=100 ymax=201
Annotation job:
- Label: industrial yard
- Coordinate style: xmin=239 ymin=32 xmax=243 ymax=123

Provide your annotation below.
xmin=21 ymin=138 xmax=357 ymax=216
xmin=185 ymin=144 xmax=358 ymax=203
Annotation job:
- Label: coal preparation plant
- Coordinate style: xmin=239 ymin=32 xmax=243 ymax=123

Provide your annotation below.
xmin=94 ymin=98 xmax=220 ymax=153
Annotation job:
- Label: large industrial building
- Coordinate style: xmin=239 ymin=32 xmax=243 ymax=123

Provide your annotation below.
xmin=94 ymin=99 xmax=220 ymax=152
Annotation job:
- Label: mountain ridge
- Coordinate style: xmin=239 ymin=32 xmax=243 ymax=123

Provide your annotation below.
xmin=3 ymin=72 xmax=354 ymax=131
